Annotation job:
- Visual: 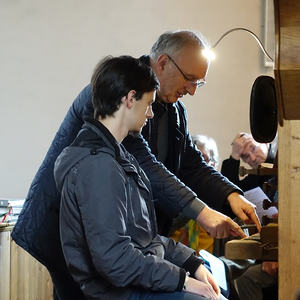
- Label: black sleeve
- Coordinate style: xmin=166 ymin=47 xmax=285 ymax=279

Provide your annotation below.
xmin=179 ymin=131 xmax=243 ymax=213
xmin=221 ymin=156 xmax=265 ymax=192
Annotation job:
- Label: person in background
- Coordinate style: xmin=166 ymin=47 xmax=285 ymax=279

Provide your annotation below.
xmin=55 ymin=55 xmax=223 ymax=300
xmin=12 ymin=30 xmax=259 ymax=299
xmin=221 ymin=133 xmax=276 ymax=192
xmin=221 ymin=132 xmax=278 ymax=300
xmin=192 ymin=135 xmax=219 ymax=169
xmin=172 ymin=135 xmax=219 ymax=254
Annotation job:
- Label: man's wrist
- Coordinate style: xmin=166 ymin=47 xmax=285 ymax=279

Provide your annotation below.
xmin=183 ymin=272 xmax=190 ymax=290
xmin=182 ymin=198 xmax=206 ymax=221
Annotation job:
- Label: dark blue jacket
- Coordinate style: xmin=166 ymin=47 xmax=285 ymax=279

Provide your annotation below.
xmin=12 ymin=83 xmax=240 ymax=268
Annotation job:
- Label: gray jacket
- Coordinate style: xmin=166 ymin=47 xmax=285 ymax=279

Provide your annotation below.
xmin=54 ymin=120 xmax=202 ymax=300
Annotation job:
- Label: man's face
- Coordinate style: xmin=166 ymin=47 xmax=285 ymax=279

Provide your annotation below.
xmin=130 ymin=90 xmax=155 ymax=133
xmin=156 ymin=45 xmax=209 ymax=103
xmin=241 ymin=140 xmax=269 ymax=168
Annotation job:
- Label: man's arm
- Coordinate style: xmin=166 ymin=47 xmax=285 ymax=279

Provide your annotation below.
xmin=123 ymin=134 xmax=247 ymax=238
xmin=175 ymin=104 xmax=260 ymax=230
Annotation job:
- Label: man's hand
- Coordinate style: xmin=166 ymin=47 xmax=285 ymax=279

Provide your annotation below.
xmin=185 ymin=264 xmax=220 ymax=300
xmin=231 ymin=133 xmax=251 ymax=160
xmin=227 ymin=192 xmax=261 ymax=232
xmin=262 ymin=261 xmax=278 ymax=276
xmin=196 ymin=206 xmax=246 ymax=239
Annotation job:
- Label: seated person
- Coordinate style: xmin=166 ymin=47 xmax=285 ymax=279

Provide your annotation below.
xmin=221 ymin=133 xmax=277 ymax=191
xmin=235 ymin=261 xmax=278 ymax=300
xmin=172 ymin=135 xmax=219 ymax=254
xmin=54 ymin=56 xmax=225 ymax=300
xmin=192 ymin=135 xmax=219 ymax=169
xmin=221 ymin=133 xmax=278 ymax=300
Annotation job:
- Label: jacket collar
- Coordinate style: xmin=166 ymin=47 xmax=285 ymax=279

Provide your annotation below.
xmin=84 ymin=118 xmax=121 ymax=157
xmin=84 ymin=119 xmax=143 ymax=175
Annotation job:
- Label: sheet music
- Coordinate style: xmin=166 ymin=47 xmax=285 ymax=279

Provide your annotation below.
xmin=244 ymin=187 xmax=278 ymax=223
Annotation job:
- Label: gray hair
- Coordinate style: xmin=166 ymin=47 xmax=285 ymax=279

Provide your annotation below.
xmin=192 ymin=134 xmax=219 ymax=167
xmin=149 ymin=30 xmax=209 ymax=61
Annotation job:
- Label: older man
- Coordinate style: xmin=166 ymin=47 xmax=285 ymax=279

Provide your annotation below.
xmin=221 ymin=132 xmax=277 ymax=191
xmin=12 ymin=30 xmax=259 ymax=299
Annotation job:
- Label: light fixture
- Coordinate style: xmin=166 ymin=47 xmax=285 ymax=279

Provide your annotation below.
xmin=202 ymin=27 xmax=274 ymax=63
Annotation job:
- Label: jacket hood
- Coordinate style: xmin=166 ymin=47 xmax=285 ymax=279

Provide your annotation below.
xmin=54 ymin=121 xmax=118 ymax=193
xmin=54 ymin=146 xmax=91 ymax=193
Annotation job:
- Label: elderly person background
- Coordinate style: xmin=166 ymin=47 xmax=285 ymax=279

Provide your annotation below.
xmin=221 ymin=133 xmax=277 ymax=192
xmin=221 ymin=133 xmax=278 ymax=300
xmin=192 ymin=135 xmax=219 ymax=169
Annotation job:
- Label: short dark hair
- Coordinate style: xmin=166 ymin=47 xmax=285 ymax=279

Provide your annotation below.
xmin=91 ymin=55 xmax=159 ymax=119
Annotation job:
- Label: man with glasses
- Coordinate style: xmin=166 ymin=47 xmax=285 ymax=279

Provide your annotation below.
xmin=12 ymin=30 xmax=259 ymax=299
xmin=133 ymin=31 xmax=259 ymax=235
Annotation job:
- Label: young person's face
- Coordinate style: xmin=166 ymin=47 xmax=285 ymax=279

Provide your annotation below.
xmin=156 ymin=45 xmax=208 ymax=104
xmin=130 ymin=91 xmax=155 ymax=133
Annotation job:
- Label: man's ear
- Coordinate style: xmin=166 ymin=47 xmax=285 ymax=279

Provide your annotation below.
xmin=155 ymin=54 xmax=169 ymax=75
xmin=124 ymin=90 xmax=136 ymax=108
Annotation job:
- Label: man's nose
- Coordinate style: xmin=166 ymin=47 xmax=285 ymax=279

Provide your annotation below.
xmin=185 ymin=83 xmax=197 ymax=96
xmin=249 ymin=152 xmax=256 ymax=161
xmin=146 ymin=106 xmax=154 ymax=119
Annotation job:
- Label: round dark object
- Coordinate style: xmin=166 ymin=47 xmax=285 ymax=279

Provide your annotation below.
xmin=250 ymin=75 xmax=277 ymax=143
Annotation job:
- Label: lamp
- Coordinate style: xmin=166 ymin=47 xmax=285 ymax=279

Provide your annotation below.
xmin=204 ymin=27 xmax=278 ymax=143
xmin=203 ymin=27 xmax=274 ymax=63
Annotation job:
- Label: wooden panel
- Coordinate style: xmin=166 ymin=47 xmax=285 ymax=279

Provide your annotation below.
xmin=278 ymin=120 xmax=300 ymax=299
xmin=10 ymin=240 xmax=53 ymax=300
xmin=274 ymin=0 xmax=300 ymax=120
xmin=0 ymin=230 xmax=10 ymax=300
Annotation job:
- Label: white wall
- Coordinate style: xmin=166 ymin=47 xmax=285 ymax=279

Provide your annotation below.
xmin=0 ymin=0 xmax=273 ymax=198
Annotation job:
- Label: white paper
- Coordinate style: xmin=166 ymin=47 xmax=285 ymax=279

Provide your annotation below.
xmin=244 ymin=187 xmax=278 ymax=223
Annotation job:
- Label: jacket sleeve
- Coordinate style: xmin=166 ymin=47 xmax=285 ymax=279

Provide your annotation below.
xmin=122 ymin=134 xmax=206 ymax=220
xmin=73 ymin=155 xmax=185 ymax=291
xmin=158 ymin=236 xmax=204 ymax=277
xmin=177 ymin=103 xmax=243 ymax=212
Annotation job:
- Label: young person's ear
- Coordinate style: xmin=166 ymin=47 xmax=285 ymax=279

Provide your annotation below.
xmin=124 ymin=90 xmax=136 ymax=108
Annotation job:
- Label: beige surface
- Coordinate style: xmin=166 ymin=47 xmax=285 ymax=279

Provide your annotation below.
xmin=0 ymin=229 xmax=53 ymax=300
xmin=0 ymin=0 xmax=271 ymax=198
xmin=278 ymin=120 xmax=300 ymax=300
xmin=0 ymin=230 xmax=11 ymax=300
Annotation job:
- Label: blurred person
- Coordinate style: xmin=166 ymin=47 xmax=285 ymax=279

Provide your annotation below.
xmin=192 ymin=135 xmax=219 ymax=168
xmin=221 ymin=133 xmax=276 ymax=192
xmin=221 ymin=133 xmax=278 ymax=300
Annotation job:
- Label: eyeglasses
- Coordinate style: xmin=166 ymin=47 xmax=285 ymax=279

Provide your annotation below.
xmin=166 ymin=54 xmax=206 ymax=88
